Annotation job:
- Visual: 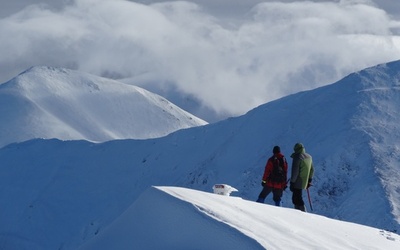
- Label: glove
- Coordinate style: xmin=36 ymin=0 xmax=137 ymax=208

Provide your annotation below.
xmin=261 ymin=180 xmax=267 ymax=187
xmin=289 ymin=182 xmax=295 ymax=192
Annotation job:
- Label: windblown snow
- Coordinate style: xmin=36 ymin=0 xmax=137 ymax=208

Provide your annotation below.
xmin=80 ymin=186 xmax=400 ymax=250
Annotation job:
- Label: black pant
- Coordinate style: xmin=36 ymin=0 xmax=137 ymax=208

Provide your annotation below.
xmin=292 ymin=188 xmax=305 ymax=206
xmin=258 ymin=186 xmax=283 ymax=203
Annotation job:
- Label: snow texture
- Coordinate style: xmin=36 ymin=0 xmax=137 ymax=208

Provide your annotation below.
xmin=1 ymin=60 xmax=400 ymax=249
xmin=80 ymin=186 xmax=400 ymax=250
xmin=0 ymin=66 xmax=207 ymax=147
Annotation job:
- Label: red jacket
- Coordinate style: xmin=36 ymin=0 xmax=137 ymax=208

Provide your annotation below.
xmin=262 ymin=152 xmax=288 ymax=189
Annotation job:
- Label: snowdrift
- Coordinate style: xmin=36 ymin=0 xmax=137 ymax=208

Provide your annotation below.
xmin=80 ymin=186 xmax=400 ymax=250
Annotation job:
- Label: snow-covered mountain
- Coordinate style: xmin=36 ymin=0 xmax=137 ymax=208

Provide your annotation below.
xmin=0 ymin=66 xmax=207 ymax=148
xmin=1 ymin=60 xmax=400 ymax=249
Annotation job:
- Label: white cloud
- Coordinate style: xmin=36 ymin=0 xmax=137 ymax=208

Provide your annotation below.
xmin=0 ymin=0 xmax=399 ymax=118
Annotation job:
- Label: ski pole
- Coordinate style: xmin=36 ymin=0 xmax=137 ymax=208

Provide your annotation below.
xmin=306 ymin=188 xmax=313 ymax=211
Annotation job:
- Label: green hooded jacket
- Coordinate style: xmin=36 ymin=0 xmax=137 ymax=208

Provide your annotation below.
xmin=290 ymin=143 xmax=314 ymax=189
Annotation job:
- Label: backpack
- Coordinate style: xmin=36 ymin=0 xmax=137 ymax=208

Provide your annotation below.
xmin=269 ymin=156 xmax=286 ymax=183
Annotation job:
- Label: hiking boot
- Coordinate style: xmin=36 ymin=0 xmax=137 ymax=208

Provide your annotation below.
xmin=294 ymin=205 xmax=307 ymax=212
xmin=256 ymin=197 xmax=265 ymax=203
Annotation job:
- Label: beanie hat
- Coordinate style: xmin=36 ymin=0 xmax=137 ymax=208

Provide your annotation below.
xmin=273 ymin=146 xmax=280 ymax=153
xmin=294 ymin=143 xmax=304 ymax=152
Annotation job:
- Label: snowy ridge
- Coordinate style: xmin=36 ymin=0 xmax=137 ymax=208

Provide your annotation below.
xmin=1 ymin=61 xmax=400 ymax=248
xmin=80 ymin=186 xmax=400 ymax=250
xmin=0 ymin=66 xmax=207 ymax=147
xmin=350 ymin=62 xmax=400 ymax=225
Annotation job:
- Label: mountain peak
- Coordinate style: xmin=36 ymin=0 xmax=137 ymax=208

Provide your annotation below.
xmin=345 ymin=60 xmax=400 ymax=90
xmin=0 ymin=66 xmax=207 ymax=148
xmin=1 ymin=61 xmax=400 ymax=248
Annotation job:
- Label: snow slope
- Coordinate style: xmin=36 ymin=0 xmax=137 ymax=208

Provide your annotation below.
xmin=79 ymin=186 xmax=400 ymax=250
xmin=0 ymin=66 xmax=207 ymax=148
xmin=1 ymin=60 xmax=400 ymax=248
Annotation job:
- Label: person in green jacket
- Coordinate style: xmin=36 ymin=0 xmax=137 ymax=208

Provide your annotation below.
xmin=289 ymin=143 xmax=314 ymax=212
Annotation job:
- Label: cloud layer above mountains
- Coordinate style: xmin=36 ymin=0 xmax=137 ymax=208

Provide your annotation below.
xmin=1 ymin=0 xmax=400 ymax=119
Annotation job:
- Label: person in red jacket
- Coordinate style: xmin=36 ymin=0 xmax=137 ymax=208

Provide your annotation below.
xmin=256 ymin=146 xmax=288 ymax=206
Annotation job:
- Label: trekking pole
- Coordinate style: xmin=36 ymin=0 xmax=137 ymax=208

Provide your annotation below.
xmin=306 ymin=188 xmax=313 ymax=211
xmin=284 ymin=178 xmax=291 ymax=192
